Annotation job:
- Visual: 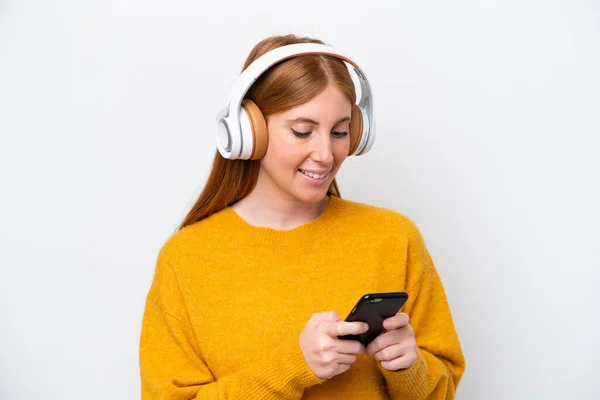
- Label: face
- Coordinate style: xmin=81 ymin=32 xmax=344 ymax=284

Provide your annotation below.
xmin=258 ymin=85 xmax=352 ymax=204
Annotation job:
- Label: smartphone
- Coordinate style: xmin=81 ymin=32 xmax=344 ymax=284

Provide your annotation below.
xmin=338 ymin=292 xmax=409 ymax=346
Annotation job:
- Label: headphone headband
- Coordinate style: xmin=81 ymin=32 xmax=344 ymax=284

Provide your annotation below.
xmin=216 ymin=43 xmax=374 ymax=159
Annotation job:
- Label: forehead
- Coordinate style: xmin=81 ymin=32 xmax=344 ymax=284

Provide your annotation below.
xmin=283 ymin=86 xmax=352 ymax=121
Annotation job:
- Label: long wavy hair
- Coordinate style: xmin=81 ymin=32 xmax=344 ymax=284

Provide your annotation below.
xmin=178 ymin=34 xmax=357 ymax=230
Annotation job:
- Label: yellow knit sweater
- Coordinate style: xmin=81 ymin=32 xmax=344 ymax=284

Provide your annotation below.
xmin=139 ymin=196 xmax=465 ymax=399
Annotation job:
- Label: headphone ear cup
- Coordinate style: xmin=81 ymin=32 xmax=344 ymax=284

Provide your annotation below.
xmin=241 ymin=99 xmax=268 ymax=160
xmin=348 ymin=104 xmax=364 ymax=155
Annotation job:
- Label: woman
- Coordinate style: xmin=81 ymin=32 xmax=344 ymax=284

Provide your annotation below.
xmin=139 ymin=34 xmax=466 ymax=399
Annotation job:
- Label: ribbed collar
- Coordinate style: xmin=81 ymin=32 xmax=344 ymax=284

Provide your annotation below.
xmin=220 ymin=195 xmax=345 ymax=245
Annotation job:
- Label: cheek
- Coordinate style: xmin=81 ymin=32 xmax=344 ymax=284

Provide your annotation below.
xmin=262 ymin=133 xmax=303 ymax=170
xmin=333 ymin=138 xmax=350 ymax=164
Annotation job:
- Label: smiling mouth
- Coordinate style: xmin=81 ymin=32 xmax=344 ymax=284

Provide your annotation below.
xmin=298 ymin=168 xmax=329 ymax=180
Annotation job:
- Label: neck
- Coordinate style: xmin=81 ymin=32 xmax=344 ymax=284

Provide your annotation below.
xmin=231 ymin=181 xmax=329 ymax=231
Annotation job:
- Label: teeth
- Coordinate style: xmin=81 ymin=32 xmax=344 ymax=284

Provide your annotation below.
xmin=300 ymin=169 xmax=328 ymax=179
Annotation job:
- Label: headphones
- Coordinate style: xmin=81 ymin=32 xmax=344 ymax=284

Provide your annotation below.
xmin=215 ymin=43 xmax=375 ymax=160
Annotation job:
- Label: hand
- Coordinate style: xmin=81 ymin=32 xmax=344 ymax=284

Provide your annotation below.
xmin=299 ymin=311 xmax=368 ymax=380
xmin=366 ymin=313 xmax=417 ymax=371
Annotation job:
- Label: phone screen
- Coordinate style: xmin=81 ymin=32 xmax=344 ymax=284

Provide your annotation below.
xmin=338 ymin=292 xmax=409 ymax=346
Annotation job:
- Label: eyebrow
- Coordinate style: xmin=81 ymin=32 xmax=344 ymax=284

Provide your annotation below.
xmin=287 ymin=116 xmax=351 ymax=126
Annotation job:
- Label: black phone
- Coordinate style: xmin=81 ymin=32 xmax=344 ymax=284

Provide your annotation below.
xmin=338 ymin=292 xmax=409 ymax=346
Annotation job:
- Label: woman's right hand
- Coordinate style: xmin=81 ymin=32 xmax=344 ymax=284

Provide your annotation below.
xmin=299 ymin=311 xmax=369 ymax=380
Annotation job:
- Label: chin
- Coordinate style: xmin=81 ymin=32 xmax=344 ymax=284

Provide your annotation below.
xmin=293 ymin=189 xmax=329 ymax=204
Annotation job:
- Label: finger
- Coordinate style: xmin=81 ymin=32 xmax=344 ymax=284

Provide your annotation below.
xmin=366 ymin=328 xmax=412 ymax=356
xmin=312 ymin=311 xmax=341 ymax=323
xmin=333 ymin=339 xmax=365 ymax=356
xmin=380 ymin=352 xmax=418 ymax=371
xmin=382 ymin=313 xmax=410 ymax=330
xmin=336 ymin=363 xmax=351 ymax=375
xmin=373 ymin=343 xmax=404 ymax=362
xmin=325 ymin=321 xmax=368 ymax=338
xmin=366 ymin=330 xmax=398 ymax=356
xmin=336 ymin=353 xmax=358 ymax=364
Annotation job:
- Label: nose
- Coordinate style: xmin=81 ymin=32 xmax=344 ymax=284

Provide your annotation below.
xmin=310 ymin=131 xmax=334 ymax=164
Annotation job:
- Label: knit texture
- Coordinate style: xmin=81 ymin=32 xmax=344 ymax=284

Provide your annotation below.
xmin=139 ymin=196 xmax=466 ymax=399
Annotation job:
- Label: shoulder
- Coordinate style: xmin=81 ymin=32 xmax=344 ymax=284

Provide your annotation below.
xmin=155 ymin=207 xmax=233 ymax=265
xmin=332 ymin=196 xmax=423 ymax=239
xmin=335 ymin=198 xmax=434 ymax=288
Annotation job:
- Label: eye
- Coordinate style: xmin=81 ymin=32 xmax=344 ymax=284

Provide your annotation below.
xmin=291 ymin=128 xmax=311 ymax=138
xmin=332 ymin=131 xmax=349 ymax=138
xmin=291 ymin=129 xmax=349 ymax=138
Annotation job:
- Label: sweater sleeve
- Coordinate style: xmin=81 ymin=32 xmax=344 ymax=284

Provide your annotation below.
xmin=139 ymin=253 xmax=325 ymax=399
xmin=379 ymin=221 xmax=466 ymax=399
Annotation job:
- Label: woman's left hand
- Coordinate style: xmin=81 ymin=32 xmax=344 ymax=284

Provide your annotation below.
xmin=365 ymin=312 xmax=418 ymax=371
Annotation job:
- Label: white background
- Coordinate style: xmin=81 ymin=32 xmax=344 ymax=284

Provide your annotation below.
xmin=1 ymin=0 xmax=599 ymax=398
